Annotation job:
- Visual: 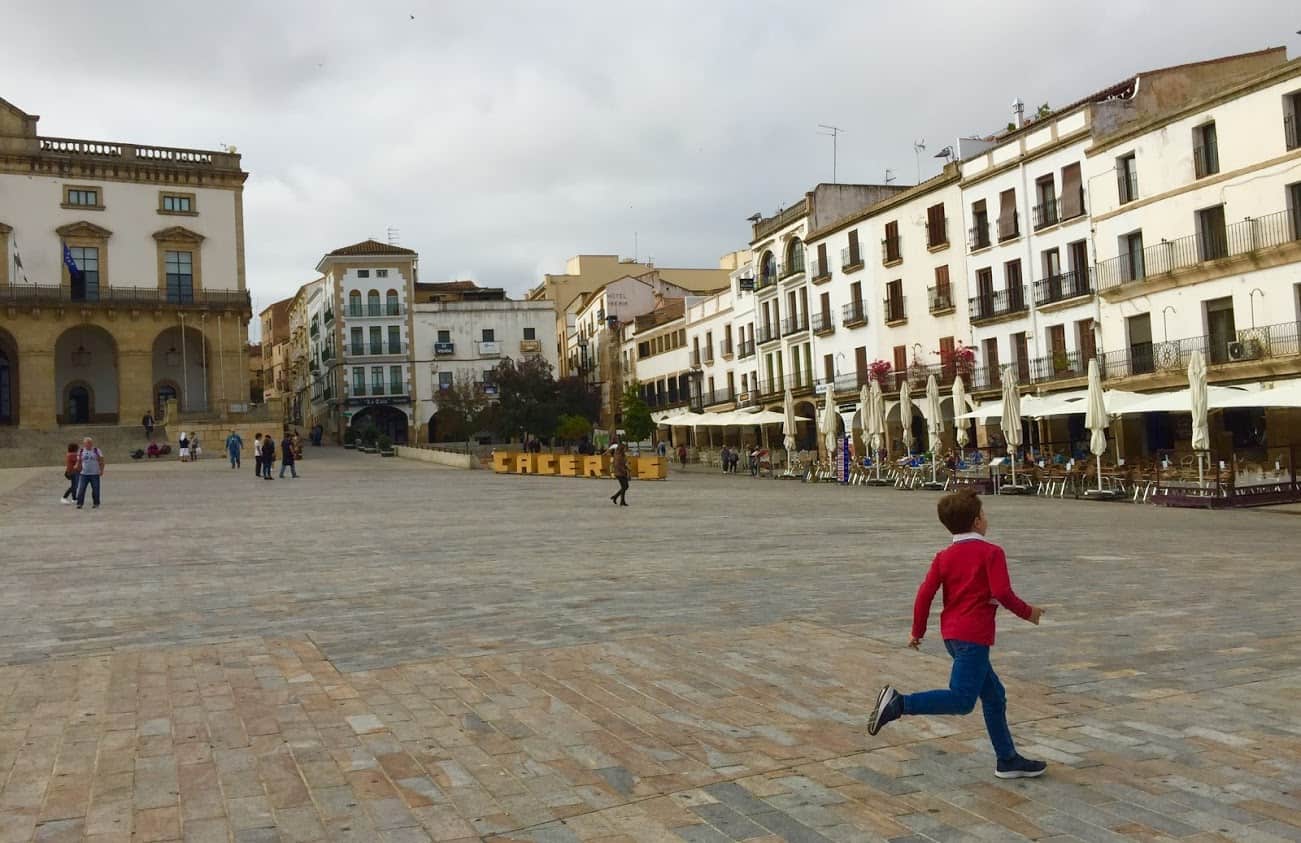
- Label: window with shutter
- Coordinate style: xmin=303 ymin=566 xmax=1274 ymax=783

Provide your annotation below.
xmin=816 ymin=242 xmax=828 ymax=277
xmin=926 ymin=203 xmax=947 ymax=247
xmin=893 ymin=345 xmax=908 ymax=390
xmin=998 ymin=189 xmax=1019 ymax=240
xmin=1060 ymin=163 xmax=1083 ymax=218
xmin=854 ymin=346 xmax=868 ymax=386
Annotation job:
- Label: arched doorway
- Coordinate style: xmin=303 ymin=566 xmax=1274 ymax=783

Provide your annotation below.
xmin=154 ymin=380 xmax=180 ymax=418
xmin=152 ymin=325 xmax=210 ymax=414
xmin=350 ymin=405 xmax=409 ymax=444
xmin=0 ymin=328 xmax=16 ymax=425
xmin=54 ymin=324 xmax=119 ymax=425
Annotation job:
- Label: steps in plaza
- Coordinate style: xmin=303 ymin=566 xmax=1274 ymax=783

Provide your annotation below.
xmin=0 ymin=424 xmax=169 ymax=468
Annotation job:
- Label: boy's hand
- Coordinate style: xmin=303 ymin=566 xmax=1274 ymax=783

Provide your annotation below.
xmin=907 ymin=637 xmax=922 ymax=649
xmin=1028 ymin=606 xmax=1043 ymax=625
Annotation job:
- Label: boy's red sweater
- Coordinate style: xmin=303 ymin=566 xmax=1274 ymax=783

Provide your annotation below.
xmin=912 ymin=535 xmax=1032 ymax=646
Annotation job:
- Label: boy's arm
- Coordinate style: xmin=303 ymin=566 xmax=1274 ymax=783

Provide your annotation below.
xmin=987 ymin=546 xmax=1033 ymax=621
xmin=910 ymin=558 xmax=942 ymax=642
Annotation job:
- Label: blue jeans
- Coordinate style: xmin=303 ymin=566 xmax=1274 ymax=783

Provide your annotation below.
xmin=229 ymin=450 xmax=241 ymax=468
xmin=280 ymin=461 xmax=297 ymax=478
xmin=902 ymin=639 xmax=1016 ymax=760
xmin=76 ymin=474 xmax=101 ymax=507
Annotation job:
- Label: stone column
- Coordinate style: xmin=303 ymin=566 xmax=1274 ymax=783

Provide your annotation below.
xmin=19 ymin=349 xmax=56 ymax=430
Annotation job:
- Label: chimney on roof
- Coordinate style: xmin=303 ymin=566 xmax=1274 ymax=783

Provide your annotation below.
xmin=1011 ymin=98 xmax=1025 ymax=129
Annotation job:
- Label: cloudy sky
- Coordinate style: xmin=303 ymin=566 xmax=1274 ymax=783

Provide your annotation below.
xmin=5 ymin=0 xmax=1299 ymax=322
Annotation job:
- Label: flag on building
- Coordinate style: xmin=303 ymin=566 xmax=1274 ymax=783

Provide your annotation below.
xmin=62 ymin=242 xmax=81 ymax=279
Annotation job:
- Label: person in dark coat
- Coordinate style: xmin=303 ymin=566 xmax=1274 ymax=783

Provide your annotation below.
xmin=279 ymin=432 xmax=298 ymax=478
xmin=261 ymin=433 xmax=275 ymax=479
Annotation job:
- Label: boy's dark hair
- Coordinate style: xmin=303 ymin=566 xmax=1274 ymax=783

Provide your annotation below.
xmin=67 ymin=443 xmax=78 ymax=453
xmin=937 ymin=488 xmax=982 ymax=534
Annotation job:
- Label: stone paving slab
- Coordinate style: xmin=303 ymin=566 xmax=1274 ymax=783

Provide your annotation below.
xmin=0 ymin=449 xmax=1298 ymax=841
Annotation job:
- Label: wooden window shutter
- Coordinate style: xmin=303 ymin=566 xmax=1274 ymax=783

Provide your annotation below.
xmin=824 ymin=354 xmax=835 ymax=384
xmin=817 ymin=242 xmax=827 ymax=271
xmin=855 ymin=346 xmax=868 ymax=380
xmin=893 ymin=345 xmax=907 ymax=373
xmin=1061 ymin=163 xmax=1082 ymax=216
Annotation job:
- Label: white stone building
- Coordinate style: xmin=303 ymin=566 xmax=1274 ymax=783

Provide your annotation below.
xmin=410 ymin=283 xmax=556 ymax=442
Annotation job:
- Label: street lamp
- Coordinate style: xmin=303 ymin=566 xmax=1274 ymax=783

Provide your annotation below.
xmin=1249 ymin=288 xmax=1264 ymax=328
xmin=1161 ymin=305 xmax=1176 ymax=342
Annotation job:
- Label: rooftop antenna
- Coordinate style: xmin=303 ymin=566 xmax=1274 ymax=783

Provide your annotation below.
xmin=913 ymin=139 xmax=926 ymax=184
xmin=817 ymin=124 xmax=845 ymax=183
xmin=884 ymin=168 xmax=896 ymax=184
xmin=386 ymin=226 xmax=400 ymax=245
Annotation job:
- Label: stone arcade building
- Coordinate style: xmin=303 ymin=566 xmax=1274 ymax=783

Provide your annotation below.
xmin=0 ymin=95 xmax=251 ymax=443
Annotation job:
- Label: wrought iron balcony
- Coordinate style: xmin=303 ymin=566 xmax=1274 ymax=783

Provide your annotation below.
xmin=1032 ymin=269 xmax=1092 ymax=306
xmin=0 ymin=283 xmax=251 ymax=312
xmin=811 ymin=312 xmax=835 ymax=335
xmin=720 ymin=339 xmax=734 ymax=358
xmin=928 ymin=284 xmax=954 ymax=313
xmin=755 ymin=270 xmax=780 ymax=292
xmin=737 ymin=339 xmax=755 ymax=358
xmin=809 ymin=257 xmax=829 ymax=280
xmin=347 ymin=304 xmax=405 ymax=319
xmin=841 ymin=300 xmax=867 ymax=327
xmin=781 ymin=255 xmax=805 ymax=279
xmin=1032 ymin=198 xmax=1059 ymax=230
xmin=969 ymin=221 xmax=991 ymax=250
xmin=1095 ymin=208 xmax=1301 ymax=292
xmin=969 ymin=286 xmax=1028 ymax=323
xmin=883 ymin=295 xmax=907 ymax=324
xmin=781 ymin=315 xmax=808 ymax=336
xmin=997 ymin=212 xmax=1020 ymax=242
xmin=1031 ymin=349 xmax=1088 ymax=383
xmin=1100 ymin=321 xmax=1299 ymax=380
xmin=840 ymin=246 xmax=862 ymax=270
xmin=757 ymin=323 xmax=779 ymax=345
xmin=881 ymin=235 xmax=902 ymax=264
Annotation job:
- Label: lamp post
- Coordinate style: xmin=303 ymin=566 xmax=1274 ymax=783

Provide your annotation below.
xmin=1249 ymin=288 xmax=1264 ymax=328
xmin=1161 ymin=305 xmax=1176 ymax=342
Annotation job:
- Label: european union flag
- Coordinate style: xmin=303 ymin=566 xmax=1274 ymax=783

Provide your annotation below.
xmin=62 ymin=243 xmax=81 ymax=279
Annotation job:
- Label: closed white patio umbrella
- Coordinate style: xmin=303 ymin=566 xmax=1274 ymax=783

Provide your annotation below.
xmin=952 ymin=375 xmax=969 ymax=455
xmin=1189 ymin=349 xmax=1209 ymax=486
xmin=925 ymin=374 xmax=944 ymax=486
xmin=1084 ymin=358 xmax=1109 ymax=495
xmin=866 ymin=379 xmax=887 ymax=482
xmin=821 ymin=386 xmax=839 ymax=465
xmin=782 ymin=388 xmax=797 ymax=456
xmin=898 ymin=381 xmax=915 ymax=456
xmin=1000 ymin=365 xmax=1023 ymax=488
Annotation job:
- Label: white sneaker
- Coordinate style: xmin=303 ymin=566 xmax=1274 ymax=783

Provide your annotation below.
xmin=60 ymin=497 xmax=71 ymax=505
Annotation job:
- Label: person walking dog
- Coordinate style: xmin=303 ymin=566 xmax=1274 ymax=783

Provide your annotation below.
xmin=867 ymin=488 xmax=1047 ymax=780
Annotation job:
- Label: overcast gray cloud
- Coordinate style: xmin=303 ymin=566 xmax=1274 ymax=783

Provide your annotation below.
xmin=5 ymin=0 xmax=1299 ymax=321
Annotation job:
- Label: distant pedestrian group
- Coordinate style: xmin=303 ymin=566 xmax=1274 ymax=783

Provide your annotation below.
xmin=60 ymin=437 xmax=105 ymax=510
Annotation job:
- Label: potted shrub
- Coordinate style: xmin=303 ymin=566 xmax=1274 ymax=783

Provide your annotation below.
xmin=378 ymin=433 xmax=395 ymax=456
xmin=359 ymin=426 xmax=379 ymax=453
xmin=343 ymin=428 xmax=357 ymax=449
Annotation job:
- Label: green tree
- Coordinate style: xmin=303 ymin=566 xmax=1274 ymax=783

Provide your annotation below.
xmin=555 ymin=375 xmax=601 ymax=422
xmin=555 ymin=414 xmax=592 ymax=445
xmin=433 ymin=378 xmax=489 ymax=442
xmin=492 ymin=356 xmax=559 ymax=441
xmin=621 ymin=382 xmax=655 ymax=443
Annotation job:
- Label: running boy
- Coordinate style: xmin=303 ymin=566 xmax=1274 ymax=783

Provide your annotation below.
xmin=867 ymin=488 xmax=1047 ymax=779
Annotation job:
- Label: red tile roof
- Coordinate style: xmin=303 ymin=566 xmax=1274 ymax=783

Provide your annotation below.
xmin=326 ymin=239 xmax=417 ymax=257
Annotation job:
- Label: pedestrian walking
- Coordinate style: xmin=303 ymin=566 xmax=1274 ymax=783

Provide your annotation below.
xmin=60 ymin=442 xmax=79 ymax=503
xmin=867 ymin=489 xmax=1047 ymax=780
xmin=190 ymin=432 xmax=201 ymax=460
xmin=225 ymin=430 xmax=243 ymax=469
xmin=676 ymin=443 xmax=687 ymax=467
xmin=609 ymin=443 xmax=630 ymax=507
xmin=253 ymin=433 xmax=263 ymax=478
xmin=748 ymin=446 xmax=759 ymax=477
xmin=178 ymin=431 xmax=190 ymax=462
xmin=142 ymin=412 xmax=154 ymax=440
xmin=261 ymin=433 xmax=275 ymax=479
xmin=279 ymin=432 xmax=298 ymax=478
xmin=73 ymin=436 xmax=105 ymax=510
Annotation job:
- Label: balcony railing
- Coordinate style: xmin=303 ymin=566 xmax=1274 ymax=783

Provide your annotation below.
xmin=1287 ymin=113 xmax=1299 ymax=151
xmin=809 ymin=257 xmax=828 ymax=280
xmin=756 ymin=271 xmax=780 ymax=292
xmin=0 ymin=284 xmax=251 ymax=311
xmin=842 ymin=300 xmax=867 ymax=327
xmin=883 ymin=296 xmax=906 ymax=324
xmin=351 ymin=383 xmax=367 ymax=396
xmin=738 ymin=339 xmax=755 ymax=358
xmin=840 ymin=246 xmax=862 ymax=270
xmin=1032 ymin=198 xmax=1059 ymax=230
xmin=701 ymin=387 xmax=736 ymax=407
xmin=720 ymin=339 xmax=734 ymax=358
xmin=1031 ymin=349 xmax=1088 ymax=383
xmin=781 ymin=255 xmax=805 ymax=278
xmin=347 ymin=304 xmax=405 ymax=319
xmin=1102 ymin=321 xmax=1299 ymax=380
xmin=690 ymin=349 xmax=702 ymax=368
xmin=350 ymin=342 xmax=408 ymax=357
xmin=1096 ymin=208 xmax=1301 ymax=292
xmin=926 ymin=218 xmax=948 ymax=248
xmin=1193 ymin=139 xmax=1219 ymax=179
xmin=928 ymin=285 xmax=954 ymax=313
xmin=997 ymin=212 xmax=1020 ymax=242
xmin=1033 ymin=269 xmax=1093 ymax=306
xmin=323 ymin=309 xmax=334 ymax=324
xmin=881 ymin=236 xmax=901 ymax=264
xmin=969 ymin=286 xmax=1028 ymax=322
xmin=755 ymin=371 xmax=816 ymax=397
xmin=811 ymin=312 xmax=835 ymax=334
xmin=969 ymin=221 xmax=991 ymax=250
xmin=757 ymin=323 xmax=779 ymax=345
xmin=781 ymin=315 xmax=808 ymax=336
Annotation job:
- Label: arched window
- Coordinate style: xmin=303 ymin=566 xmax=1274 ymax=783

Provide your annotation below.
xmin=367 ymin=290 xmax=381 ymax=316
xmin=786 ymin=238 xmax=804 ymax=274
xmin=386 ymin=289 xmax=399 ymax=316
xmin=760 ymin=251 xmax=776 ymax=285
xmin=348 ymin=290 xmax=362 ymax=317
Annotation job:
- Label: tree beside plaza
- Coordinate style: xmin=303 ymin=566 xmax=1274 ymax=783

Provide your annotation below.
xmin=555 ymin=413 xmax=592 ymax=446
xmin=491 ymin=356 xmax=560 ymax=442
xmin=620 ymin=382 xmax=655 ymax=444
xmin=435 ymin=378 xmax=490 ymax=443
xmin=555 ymin=375 xmax=601 ymax=422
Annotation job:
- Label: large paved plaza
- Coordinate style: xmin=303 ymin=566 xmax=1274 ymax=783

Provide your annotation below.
xmin=0 ymin=449 xmax=1298 ymax=843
